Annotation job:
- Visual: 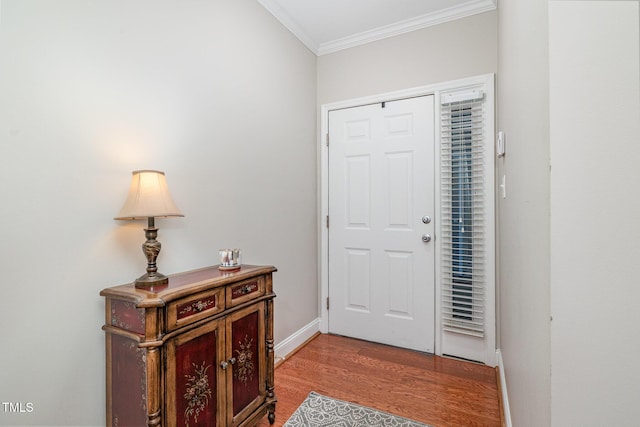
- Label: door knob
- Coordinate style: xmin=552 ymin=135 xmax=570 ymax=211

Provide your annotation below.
xmin=422 ymin=234 xmax=431 ymax=243
xmin=422 ymin=215 xmax=431 ymax=224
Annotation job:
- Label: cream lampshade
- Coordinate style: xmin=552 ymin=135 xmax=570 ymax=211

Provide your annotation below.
xmin=115 ymin=170 xmax=184 ymax=288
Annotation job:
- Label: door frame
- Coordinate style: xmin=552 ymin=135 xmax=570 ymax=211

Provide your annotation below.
xmin=319 ymin=74 xmax=495 ymax=364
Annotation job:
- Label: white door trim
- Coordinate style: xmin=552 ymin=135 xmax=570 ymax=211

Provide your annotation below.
xmin=319 ymin=74 xmax=495 ymax=362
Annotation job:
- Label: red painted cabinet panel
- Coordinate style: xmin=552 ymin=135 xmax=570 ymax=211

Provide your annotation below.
xmin=110 ymin=334 xmax=148 ymax=427
xmin=167 ymin=321 xmax=224 ymax=427
xmin=227 ymin=306 xmax=266 ymax=426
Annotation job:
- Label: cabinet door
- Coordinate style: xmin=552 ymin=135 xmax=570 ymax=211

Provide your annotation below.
xmin=166 ymin=319 xmax=225 ymax=427
xmin=225 ymin=303 xmax=266 ymax=426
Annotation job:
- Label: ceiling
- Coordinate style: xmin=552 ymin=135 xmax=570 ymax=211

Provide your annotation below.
xmin=257 ymin=0 xmax=497 ymax=56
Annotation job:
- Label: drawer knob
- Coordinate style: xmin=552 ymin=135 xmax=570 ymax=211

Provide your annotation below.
xmin=241 ymin=285 xmax=252 ymax=294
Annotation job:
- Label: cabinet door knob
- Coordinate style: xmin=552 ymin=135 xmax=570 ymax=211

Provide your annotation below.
xmin=220 ymin=361 xmax=229 ymax=370
xmin=228 ymin=357 xmax=237 ymax=365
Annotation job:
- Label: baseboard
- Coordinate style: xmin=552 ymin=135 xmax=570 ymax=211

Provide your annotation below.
xmin=274 ymin=317 xmax=321 ymax=365
xmin=496 ymin=349 xmax=512 ymax=427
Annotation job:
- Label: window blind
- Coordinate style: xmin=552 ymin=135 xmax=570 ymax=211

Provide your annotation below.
xmin=440 ymin=91 xmax=486 ymax=338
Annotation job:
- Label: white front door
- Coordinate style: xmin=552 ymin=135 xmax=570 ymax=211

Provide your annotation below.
xmin=328 ymin=96 xmax=435 ymax=353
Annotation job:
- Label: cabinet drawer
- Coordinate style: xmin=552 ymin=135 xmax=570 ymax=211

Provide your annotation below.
xmin=167 ymin=288 xmax=225 ymax=331
xmin=226 ymin=277 xmax=265 ymax=307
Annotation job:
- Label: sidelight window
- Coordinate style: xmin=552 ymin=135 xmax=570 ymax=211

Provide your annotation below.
xmin=440 ymin=91 xmax=486 ymax=337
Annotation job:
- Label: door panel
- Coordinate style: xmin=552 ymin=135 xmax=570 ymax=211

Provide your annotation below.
xmin=345 ymin=156 xmax=371 ymax=228
xmin=328 ymin=96 xmax=435 ymax=353
xmin=226 ymin=304 xmax=266 ymax=426
xmin=345 ymin=248 xmax=371 ymax=311
xmin=385 ymin=250 xmax=414 ymax=318
xmin=166 ymin=320 xmax=224 ymax=427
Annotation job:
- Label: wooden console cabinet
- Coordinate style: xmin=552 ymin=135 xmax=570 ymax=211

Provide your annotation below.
xmin=101 ymin=265 xmax=277 ymax=426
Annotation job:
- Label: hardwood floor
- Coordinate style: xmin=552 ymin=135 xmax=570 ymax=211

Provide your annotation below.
xmin=256 ymin=334 xmax=501 ymax=427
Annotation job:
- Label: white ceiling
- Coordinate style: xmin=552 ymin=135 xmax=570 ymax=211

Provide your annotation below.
xmin=257 ymin=0 xmax=497 ymax=55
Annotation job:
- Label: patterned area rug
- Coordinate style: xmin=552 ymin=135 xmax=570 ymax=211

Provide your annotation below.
xmin=283 ymin=392 xmax=431 ymax=427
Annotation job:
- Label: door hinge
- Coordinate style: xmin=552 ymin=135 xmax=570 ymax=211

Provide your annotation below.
xmin=326 ymin=215 xmax=329 ymax=228
xmin=326 ymin=297 xmax=329 ymax=310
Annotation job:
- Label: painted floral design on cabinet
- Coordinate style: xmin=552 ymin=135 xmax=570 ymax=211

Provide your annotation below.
xmin=183 ymin=362 xmax=212 ymax=426
xmin=111 ymin=300 xmax=145 ymax=334
xmin=178 ymin=297 xmax=217 ymax=319
xmin=234 ymin=335 xmax=255 ymax=385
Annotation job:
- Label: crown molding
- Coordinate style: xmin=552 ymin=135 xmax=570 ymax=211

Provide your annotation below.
xmin=257 ymin=0 xmax=320 ymax=55
xmin=258 ymin=0 xmax=496 ymax=57
xmin=318 ymin=0 xmax=497 ymax=55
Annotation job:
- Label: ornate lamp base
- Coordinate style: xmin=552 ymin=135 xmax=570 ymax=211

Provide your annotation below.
xmin=134 ymin=272 xmax=169 ymax=288
xmin=134 ymin=217 xmax=169 ymax=289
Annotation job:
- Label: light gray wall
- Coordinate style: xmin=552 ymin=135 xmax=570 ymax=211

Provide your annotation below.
xmin=497 ymin=0 xmax=551 ymax=425
xmin=549 ymin=1 xmax=640 ymax=425
xmin=499 ymin=1 xmax=640 ymax=426
xmin=318 ymin=11 xmax=498 ymax=105
xmin=0 ymin=0 xmax=317 ymax=425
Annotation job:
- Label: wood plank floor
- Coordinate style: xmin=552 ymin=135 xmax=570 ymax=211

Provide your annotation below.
xmin=256 ymin=334 xmax=501 ymax=427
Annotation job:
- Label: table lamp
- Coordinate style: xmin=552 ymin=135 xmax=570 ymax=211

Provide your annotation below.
xmin=115 ymin=170 xmax=184 ymax=288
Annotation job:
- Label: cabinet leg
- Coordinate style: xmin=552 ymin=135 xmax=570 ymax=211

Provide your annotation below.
xmin=268 ymin=403 xmax=276 ymax=425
